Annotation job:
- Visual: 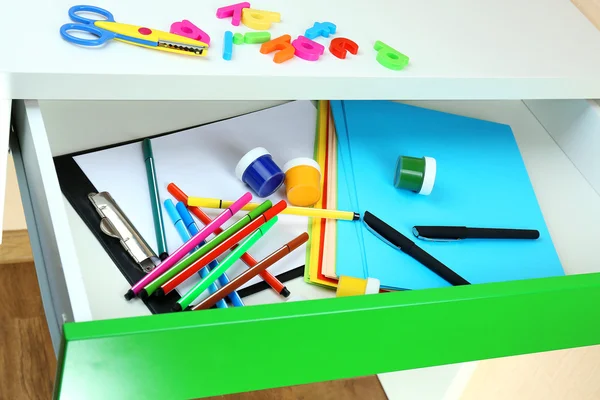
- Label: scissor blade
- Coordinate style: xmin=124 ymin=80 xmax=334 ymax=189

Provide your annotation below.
xmin=158 ymin=40 xmax=207 ymax=55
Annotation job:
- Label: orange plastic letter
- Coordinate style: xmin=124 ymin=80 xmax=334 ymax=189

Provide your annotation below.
xmin=260 ymin=34 xmax=294 ymax=63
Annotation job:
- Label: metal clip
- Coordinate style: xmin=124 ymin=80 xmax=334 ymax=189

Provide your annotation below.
xmin=89 ymin=192 xmax=158 ymax=273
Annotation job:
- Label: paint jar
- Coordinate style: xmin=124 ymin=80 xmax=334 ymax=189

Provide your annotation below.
xmin=235 ymin=147 xmax=285 ymax=197
xmin=394 ymin=156 xmax=436 ymax=196
xmin=336 ymin=276 xmax=380 ymax=297
xmin=283 ymin=157 xmax=322 ymax=206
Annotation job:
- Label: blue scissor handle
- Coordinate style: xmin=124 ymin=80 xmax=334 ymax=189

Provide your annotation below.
xmin=68 ymin=5 xmax=115 ymax=24
xmin=60 ymin=23 xmax=116 ymax=46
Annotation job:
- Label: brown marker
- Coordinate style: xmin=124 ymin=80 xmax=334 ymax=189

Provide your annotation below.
xmin=191 ymin=232 xmax=310 ymax=311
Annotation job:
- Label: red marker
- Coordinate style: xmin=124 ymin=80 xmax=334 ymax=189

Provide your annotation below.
xmin=167 ymin=183 xmax=291 ymax=297
xmin=157 ymin=200 xmax=287 ymax=296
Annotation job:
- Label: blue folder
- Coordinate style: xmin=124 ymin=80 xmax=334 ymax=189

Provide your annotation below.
xmin=332 ymin=100 xmax=563 ymax=290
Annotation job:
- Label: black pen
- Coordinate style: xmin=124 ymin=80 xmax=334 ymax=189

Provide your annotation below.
xmin=412 ymin=226 xmax=540 ymax=241
xmin=363 ymin=212 xmax=470 ymax=286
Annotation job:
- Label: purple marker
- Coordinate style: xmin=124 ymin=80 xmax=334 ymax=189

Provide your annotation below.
xmin=124 ymin=191 xmax=253 ymax=299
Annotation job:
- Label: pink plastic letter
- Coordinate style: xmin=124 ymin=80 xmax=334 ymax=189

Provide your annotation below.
xmin=216 ymin=2 xmax=251 ymax=26
xmin=170 ymin=20 xmax=210 ymax=45
xmin=292 ymin=36 xmax=325 ymax=61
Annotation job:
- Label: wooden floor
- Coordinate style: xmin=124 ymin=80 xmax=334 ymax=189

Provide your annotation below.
xmin=0 ymin=230 xmax=388 ymax=400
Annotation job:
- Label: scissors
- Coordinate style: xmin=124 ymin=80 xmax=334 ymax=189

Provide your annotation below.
xmin=60 ymin=5 xmax=208 ymax=56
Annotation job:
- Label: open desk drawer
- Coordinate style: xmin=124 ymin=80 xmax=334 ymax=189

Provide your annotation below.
xmin=10 ymin=99 xmax=600 ymax=399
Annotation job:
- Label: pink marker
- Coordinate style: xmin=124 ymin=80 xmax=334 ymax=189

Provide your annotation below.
xmin=216 ymin=2 xmax=250 ymax=26
xmin=124 ymin=191 xmax=253 ymax=299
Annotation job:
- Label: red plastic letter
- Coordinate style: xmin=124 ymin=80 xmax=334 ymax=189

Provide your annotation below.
xmin=329 ymin=38 xmax=359 ymax=59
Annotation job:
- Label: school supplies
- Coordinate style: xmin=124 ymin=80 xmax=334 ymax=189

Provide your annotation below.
xmin=158 ymin=201 xmax=287 ymax=296
xmin=89 ymin=191 xmax=158 ymax=274
xmin=59 ymin=5 xmax=208 ymax=56
xmin=235 ymin=147 xmax=285 ymax=197
xmin=412 ymin=226 xmax=540 ymax=241
xmin=141 ymin=199 xmax=275 ymax=298
xmin=143 ymin=139 xmax=168 ymax=260
xmin=188 ymin=197 xmax=359 ymax=221
xmin=125 ymin=192 xmax=252 ymax=299
xmin=168 ymin=183 xmax=291 ymax=297
xmin=192 ymin=232 xmax=309 ymax=311
xmin=363 ymin=212 xmax=470 ymax=286
xmin=332 ymin=100 xmax=563 ymax=290
xmin=164 ymin=200 xmax=228 ymax=309
xmin=394 ymin=156 xmax=436 ymax=196
xmin=336 ymin=276 xmax=380 ymax=297
xmin=174 ymin=218 xmax=279 ymax=311
xmin=175 ymin=201 xmax=244 ymax=307
xmin=283 ymin=158 xmax=322 ymax=207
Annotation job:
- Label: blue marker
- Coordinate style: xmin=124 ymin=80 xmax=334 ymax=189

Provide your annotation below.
xmin=176 ymin=202 xmax=245 ymax=307
xmin=164 ymin=199 xmax=227 ymax=309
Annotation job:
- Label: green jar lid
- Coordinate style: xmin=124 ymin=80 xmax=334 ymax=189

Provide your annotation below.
xmin=393 ymin=156 xmax=436 ymax=195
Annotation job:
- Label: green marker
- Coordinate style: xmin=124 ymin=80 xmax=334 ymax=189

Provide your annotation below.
xmin=140 ymin=200 xmax=273 ymax=298
xmin=143 ymin=139 xmax=168 ymax=260
xmin=174 ymin=217 xmax=278 ymax=311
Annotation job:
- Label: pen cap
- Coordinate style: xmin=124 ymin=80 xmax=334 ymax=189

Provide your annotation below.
xmin=283 ymin=157 xmax=321 ymax=207
xmin=235 ymin=147 xmax=285 ymax=197
xmin=175 ymin=202 xmax=195 ymax=227
xmin=142 ymin=138 xmax=154 ymax=160
xmin=229 ymin=192 xmax=253 ymax=214
xmin=164 ymin=199 xmax=181 ymax=223
xmin=247 ymin=199 xmax=273 ymax=220
xmin=336 ymin=276 xmax=380 ymax=297
xmin=394 ymin=156 xmax=436 ymax=196
xmin=258 ymin=216 xmax=278 ymax=235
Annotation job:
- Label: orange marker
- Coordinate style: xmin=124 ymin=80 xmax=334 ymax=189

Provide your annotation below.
xmin=191 ymin=232 xmax=309 ymax=311
xmin=260 ymin=34 xmax=295 ymax=63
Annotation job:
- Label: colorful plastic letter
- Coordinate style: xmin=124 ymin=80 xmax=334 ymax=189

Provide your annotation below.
xmin=260 ymin=34 xmax=294 ymax=63
xmin=329 ymin=37 xmax=358 ymax=59
xmin=216 ymin=2 xmax=250 ymax=26
xmin=305 ymin=22 xmax=336 ymax=40
xmin=373 ymin=40 xmax=409 ymax=70
xmin=170 ymin=20 xmax=210 ymax=45
xmin=233 ymin=33 xmax=244 ymax=44
xmin=292 ymin=36 xmax=325 ymax=61
xmin=244 ymin=32 xmax=271 ymax=44
xmin=242 ymin=8 xmax=281 ymax=30
xmin=223 ymin=31 xmax=233 ymax=60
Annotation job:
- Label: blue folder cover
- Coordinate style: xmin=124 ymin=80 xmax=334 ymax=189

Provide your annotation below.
xmin=332 ymin=100 xmax=563 ymax=290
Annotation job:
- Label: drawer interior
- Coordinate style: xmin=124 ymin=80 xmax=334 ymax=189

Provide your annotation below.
xmin=20 ymin=99 xmax=600 ymax=325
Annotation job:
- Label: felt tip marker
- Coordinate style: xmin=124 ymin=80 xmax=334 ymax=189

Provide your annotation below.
xmin=175 ymin=201 xmax=241 ymax=308
xmin=164 ymin=199 xmax=227 ymax=309
xmin=124 ymin=191 xmax=252 ymax=300
xmin=141 ymin=199 xmax=273 ymax=298
xmin=157 ymin=200 xmax=287 ymax=297
xmin=188 ymin=196 xmax=360 ymax=221
xmin=142 ymin=139 xmax=168 ymax=260
xmin=174 ymin=217 xmax=278 ymax=311
xmin=167 ymin=183 xmax=291 ymax=297
xmin=191 ymin=232 xmax=309 ymax=311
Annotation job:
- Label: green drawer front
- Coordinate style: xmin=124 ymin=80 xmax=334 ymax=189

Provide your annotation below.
xmin=56 ymin=272 xmax=600 ymax=399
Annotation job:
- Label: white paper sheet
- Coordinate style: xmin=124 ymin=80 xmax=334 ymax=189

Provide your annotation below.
xmin=75 ymin=101 xmax=317 ymax=298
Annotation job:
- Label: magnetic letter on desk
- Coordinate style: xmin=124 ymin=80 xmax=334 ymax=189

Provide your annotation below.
xmin=233 ymin=33 xmax=244 ymax=45
xmin=329 ymin=37 xmax=358 ymax=59
xmin=292 ymin=36 xmax=325 ymax=61
xmin=373 ymin=40 xmax=409 ymax=70
xmin=216 ymin=2 xmax=250 ymax=26
xmin=305 ymin=22 xmax=337 ymax=40
xmin=170 ymin=20 xmax=211 ymax=45
xmin=223 ymin=31 xmax=234 ymax=60
xmin=260 ymin=34 xmax=294 ymax=63
xmin=242 ymin=8 xmax=281 ymax=30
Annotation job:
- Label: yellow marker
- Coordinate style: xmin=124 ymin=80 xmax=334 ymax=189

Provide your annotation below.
xmin=188 ymin=197 xmax=360 ymax=221
xmin=241 ymin=8 xmax=281 ymax=30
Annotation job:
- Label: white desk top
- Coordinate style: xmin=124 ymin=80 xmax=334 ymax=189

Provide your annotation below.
xmin=3 ymin=0 xmax=600 ymax=100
